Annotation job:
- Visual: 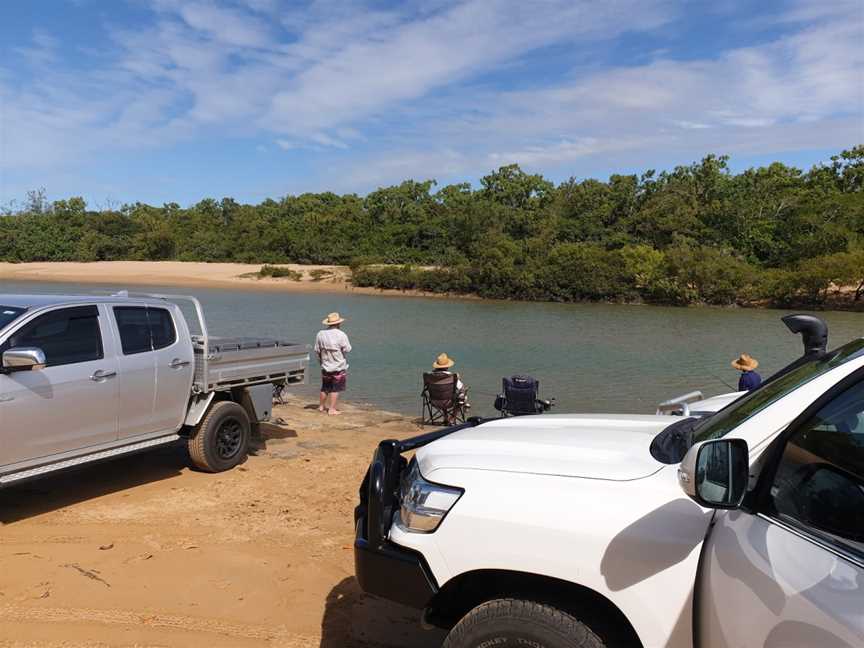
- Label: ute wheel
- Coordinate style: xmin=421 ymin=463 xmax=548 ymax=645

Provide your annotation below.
xmin=188 ymin=401 xmax=250 ymax=472
xmin=442 ymin=599 xmax=605 ymax=648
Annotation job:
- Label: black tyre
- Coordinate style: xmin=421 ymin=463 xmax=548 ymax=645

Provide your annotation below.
xmin=443 ymin=599 xmax=605 ymax=648
xmin=188 ymin=401 xmax=250 ymax=473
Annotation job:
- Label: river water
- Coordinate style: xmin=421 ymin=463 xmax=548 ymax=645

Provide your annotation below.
xmin=3 ymin=280 xmax=862 ymax=417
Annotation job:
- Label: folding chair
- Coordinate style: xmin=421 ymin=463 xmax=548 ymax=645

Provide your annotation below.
xmin=495 ymin=375 xmax=554 ymax=417
xmin=421 ymin=371 xmax=468 ymax=425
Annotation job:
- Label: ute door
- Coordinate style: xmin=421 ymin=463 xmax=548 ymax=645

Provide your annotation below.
xmin=698 ymin=374 xmax=864 ymax=648
xmin=0 ymin=305 xmax=119 ymax=465
xmin=113 ymin=306 xmax=157 ymax=438
xmin=148 ymin=306 xmax=193 ymax=433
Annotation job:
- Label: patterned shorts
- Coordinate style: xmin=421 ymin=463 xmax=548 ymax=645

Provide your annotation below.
xmin=321 ymin=370 xmax=347 ymax=393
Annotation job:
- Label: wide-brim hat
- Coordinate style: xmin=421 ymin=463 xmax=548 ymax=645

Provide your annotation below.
xmin=322 ymin=312 xmax=345 ymax=326
xmin=731 ymin=353 xmax=759 ymax=371
xmin=433 ymin=352 xmax=455 ymax=369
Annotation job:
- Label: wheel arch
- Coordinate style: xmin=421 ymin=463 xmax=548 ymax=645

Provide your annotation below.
xmin=181 ymin=388 xmax=257 ymax=436
xmin=424 ymin=569 xmax=643 ymax=648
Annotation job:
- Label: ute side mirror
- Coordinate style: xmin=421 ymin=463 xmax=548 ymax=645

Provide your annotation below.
xmin=678 ymin=438 xmax=749 ymax=509
xmin=2 ymin=347 xmax=47 ymax=372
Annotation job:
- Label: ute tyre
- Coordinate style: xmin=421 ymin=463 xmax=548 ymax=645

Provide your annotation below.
xmin=442 ymin=599 xmax=605 ymax=648
xmin=188 ymin=401 xmax=250 ymax=473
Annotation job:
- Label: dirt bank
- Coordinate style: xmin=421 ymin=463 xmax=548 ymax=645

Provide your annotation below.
xmin=0 ymin=396 xmax=446 ymax=648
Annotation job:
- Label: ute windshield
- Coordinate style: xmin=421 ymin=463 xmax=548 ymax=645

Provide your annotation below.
xmin=0 ymin=306 xmax=26 ymax=330
xmin=692 ymin=337 xmax=864 ymax=444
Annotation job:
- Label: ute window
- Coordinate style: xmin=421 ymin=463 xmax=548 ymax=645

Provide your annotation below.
xmin=114 ymin=306 xmax=177 ymax=354
xmin=148 ymin=308 xmax=177 ymax=350
xmin=0 ymin=306 xmax=25 ymax=330
xmin=2 ymin=305 xmax=103 ymax=367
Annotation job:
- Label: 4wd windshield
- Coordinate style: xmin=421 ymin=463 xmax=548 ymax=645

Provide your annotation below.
xmin=692 ymin=337 xmax=864 ymax=444
xmin=0 ymin=306 xmax=25 ymax=330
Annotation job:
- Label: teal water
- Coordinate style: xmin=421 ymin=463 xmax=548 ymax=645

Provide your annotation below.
xmin=2 ymin=280 xmax=862 ymax=417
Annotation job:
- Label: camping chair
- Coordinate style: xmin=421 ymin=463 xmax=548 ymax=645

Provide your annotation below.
xmin=421 ymin=371 xmax=469 ymax=425
xmin=495 ymin=375 xmax=554 ymax=417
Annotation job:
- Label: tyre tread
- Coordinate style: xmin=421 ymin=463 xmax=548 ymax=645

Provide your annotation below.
xmin=442 ymin=598 xmax=606 ymax=648
xmin=187 ymin=400 xmax=248 ymax=472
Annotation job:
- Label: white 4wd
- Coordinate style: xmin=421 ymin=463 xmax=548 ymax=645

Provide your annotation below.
xmin=355 ymin=337 xmax=864 ymax=648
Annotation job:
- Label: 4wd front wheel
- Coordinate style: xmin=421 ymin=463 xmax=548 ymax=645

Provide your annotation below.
xmin=443 ymin=599 xmax=605 ymax=648
xmin=188 ymin=401 xmax=250 ymax=472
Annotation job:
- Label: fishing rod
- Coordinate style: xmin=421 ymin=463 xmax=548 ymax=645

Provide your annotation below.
xmin=707 ymin=369 xmax=736 ymax=391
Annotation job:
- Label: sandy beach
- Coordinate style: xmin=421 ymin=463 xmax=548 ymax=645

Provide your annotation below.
xmin=0 ymin=396 xmax=446 ymax=648
xmin=0 ymin=261 xmax=363 ymax=294
xmin=0 ymin=261 xmax=471 ymax=302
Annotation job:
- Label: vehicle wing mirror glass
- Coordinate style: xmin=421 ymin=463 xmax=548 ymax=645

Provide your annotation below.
xmin=2 ymin=347 xmax=47 ymax=371
xmin=678 ymin=439 xmax=749 ymax=509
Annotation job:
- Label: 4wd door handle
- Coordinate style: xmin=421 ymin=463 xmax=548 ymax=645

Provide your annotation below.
xmin=90 ymin=369 xmax=117 ymax=381
xmin=169 ymin=359 xmax=191 ymax=369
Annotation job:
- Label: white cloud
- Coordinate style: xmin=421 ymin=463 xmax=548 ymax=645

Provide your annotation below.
xmin=264 ymin=0 xmax=675 ymax=134
xmin=0 ymin=0 xmax=861 ymax=202
xmin=175 ymin=2 xmax=273 ymax=48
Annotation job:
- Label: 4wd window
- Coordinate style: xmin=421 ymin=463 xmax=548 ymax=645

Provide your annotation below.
xmin=114 ymin=306 xmax=176 ymax=354
xmin=692 ymin=338 xmax=864 ymax=445
xmin=766 ymin=379 xmax=864 ymax=560
xmin=148 ymin=308 xmax=176 ymax=350
xmin=0 ymin=306 xmax=25 ymax=330
xmin=114 ymin=307 xmax=151 ymax=354
xmin=2 ymin=305 xmax=103 ymax=367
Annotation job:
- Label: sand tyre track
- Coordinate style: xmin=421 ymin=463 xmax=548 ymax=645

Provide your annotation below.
xmin=442 ymin=599 xmax=605 ymax=648
xmin=188 ymin=401 xmax=250 ymax=472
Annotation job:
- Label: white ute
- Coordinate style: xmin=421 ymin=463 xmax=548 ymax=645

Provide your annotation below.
xmin=0 ymin=292 xmax=308 ymax=484
xmin=355 ymin=326 xmax=863 ymax=648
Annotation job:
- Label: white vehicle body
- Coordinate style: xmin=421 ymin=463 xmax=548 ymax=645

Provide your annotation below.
xmin=656 ymin=389 xmax=743 ymax=417
xmin=0 ymin=292 xmax=308 ymax=483
xmin=355 ymin=336 xmax=864 ymax=647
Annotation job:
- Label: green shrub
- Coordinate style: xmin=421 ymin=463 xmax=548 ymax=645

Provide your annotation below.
xmin=309 ymin=268 xmax=332 ymax=281
xmin=259 ymin=264 xmax=302 ymax=280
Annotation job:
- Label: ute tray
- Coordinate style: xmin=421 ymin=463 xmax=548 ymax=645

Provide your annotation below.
xmin=192 ymin=336 xmax=309 ymax=392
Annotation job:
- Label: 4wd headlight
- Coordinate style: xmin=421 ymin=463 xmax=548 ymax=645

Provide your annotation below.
xmin=397 ymin=460 xmax=463 ymax=533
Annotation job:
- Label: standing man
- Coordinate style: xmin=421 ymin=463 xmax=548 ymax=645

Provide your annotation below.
xmin=315 ymin=312 xmax=352 ymax=416
xmin=731 ymin=353 xmax=762 ymax=392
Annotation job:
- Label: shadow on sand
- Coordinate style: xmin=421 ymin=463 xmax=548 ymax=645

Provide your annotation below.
xmin=320 ymin=577 xmax=446 ymax=648
xmin=0 ymin=420 xmax=299 ymax=525
xmin=0 ymin=442 xmax=188 ymax=524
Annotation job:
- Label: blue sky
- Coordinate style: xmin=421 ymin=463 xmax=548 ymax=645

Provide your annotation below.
xmin=0 ymin=0 xmax=862 ymax=207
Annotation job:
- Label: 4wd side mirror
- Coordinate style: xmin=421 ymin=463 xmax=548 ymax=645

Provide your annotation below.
xmin=678 ymin=439 xmax=749 ymax=509
xmin=2 ymin=347 xmax=47 ymax=371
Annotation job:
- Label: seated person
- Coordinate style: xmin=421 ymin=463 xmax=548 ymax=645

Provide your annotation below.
xmin=432 ymin=353 xmax=469 ymax=405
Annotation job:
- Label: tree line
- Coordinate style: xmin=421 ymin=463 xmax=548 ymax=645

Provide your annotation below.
xmin=2 ymin=146 xmax=863 ymax=307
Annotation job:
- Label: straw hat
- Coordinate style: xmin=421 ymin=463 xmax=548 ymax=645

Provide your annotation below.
xmin=322 ymin=312 xmax=345 ymax=326
xmin=433 ymin=353 xmax=455 ymax=369
xmin=731 ymin=353 xmax=759 ymax=371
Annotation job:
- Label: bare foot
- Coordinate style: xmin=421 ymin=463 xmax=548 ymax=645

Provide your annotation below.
xmin=318 ymin=406 xmax=326 ymax=413
xmin=328 ymin=409 xmax=342 ymax=416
